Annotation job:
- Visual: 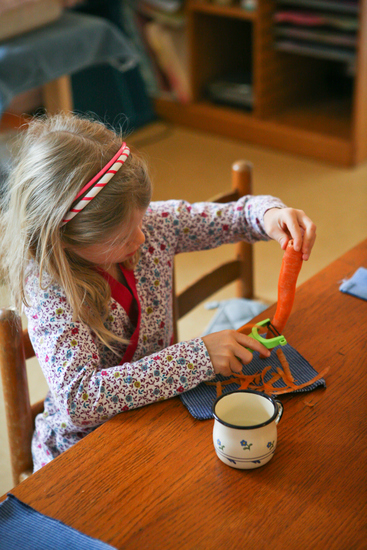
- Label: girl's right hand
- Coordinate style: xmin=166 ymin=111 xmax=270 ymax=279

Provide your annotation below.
xmin=201 ymin=330 xmax=271 ymax=377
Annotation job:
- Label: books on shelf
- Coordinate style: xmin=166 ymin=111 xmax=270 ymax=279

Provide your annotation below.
xmin=121 ymin=0 xmax=190 ymax=103
xmin=120 ymin=2 xmax=162 ymax=97
xmin=144 ymin=21 xmax=191 ymax=103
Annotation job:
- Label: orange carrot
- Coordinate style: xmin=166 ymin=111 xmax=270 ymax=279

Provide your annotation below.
xmin=216 ymin=381 xmax=222 ymax=397
xmin=268 ymin=240 xmax=303 ymax=337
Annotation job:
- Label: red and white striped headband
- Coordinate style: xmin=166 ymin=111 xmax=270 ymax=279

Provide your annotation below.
xmin=61 ymin=143 xmax=130 ymax=226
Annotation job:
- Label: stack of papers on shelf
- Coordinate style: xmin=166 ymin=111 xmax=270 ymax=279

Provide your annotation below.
xmin=273 ymin=0 xmax=358 ymax=71
xmin=275 ymin=25 xmax=357 ymax=47
xmin=275 ymin=39 xmax=356 ymax=63
xmin=206 ymin=71 xmax=253 ymax=109
xmin=274 ymin=10 xmax=358 ymax=30
xmin=142 ymin=0 xmax=184 ymax=13
xmin=276 ymin=0 xmax=359 ymax=14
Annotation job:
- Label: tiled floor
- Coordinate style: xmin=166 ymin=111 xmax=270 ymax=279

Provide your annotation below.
xmin=1 ymin=121 xmax=366 ymax=494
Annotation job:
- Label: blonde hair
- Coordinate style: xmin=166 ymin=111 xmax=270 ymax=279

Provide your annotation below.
xmin=0 ymin=113 xmax=152 ymax=350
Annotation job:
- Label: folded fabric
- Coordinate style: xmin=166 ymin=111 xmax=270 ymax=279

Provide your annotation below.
xmin=0 ymin=12 xmax=138 ymax=115
xmin=0 ymin=494 xmax=116 ymax=550
xmin=339 ymin=267 xmax=367 ymax=301
xmin=181 ymin=342 xmax=326 ymax=420
xmin=202 ymin=298 xmax=268 ymax=336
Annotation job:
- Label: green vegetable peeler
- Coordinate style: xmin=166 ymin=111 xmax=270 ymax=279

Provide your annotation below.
xmin=247 ymin=318 xmax=287 ymax=350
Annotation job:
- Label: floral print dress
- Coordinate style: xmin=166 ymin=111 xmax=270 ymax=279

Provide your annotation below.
xmin=24 ymin=195 xmax=284 ymax=471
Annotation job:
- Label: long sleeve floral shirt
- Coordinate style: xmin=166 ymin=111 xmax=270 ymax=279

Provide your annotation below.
xmin=25 ymin=195 xmax=284 ymax=471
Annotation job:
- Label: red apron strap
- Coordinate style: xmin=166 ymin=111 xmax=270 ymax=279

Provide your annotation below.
xmin=98 ymin=270 xmax=134 ymax=317
xmin=118 ymin=266 xmax=141 ymax=364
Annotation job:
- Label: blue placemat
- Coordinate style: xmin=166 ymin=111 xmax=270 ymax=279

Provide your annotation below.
xmin=181 ymin=342 xmax=326 ymax=420
xmin=0 ymin=494 xmax=116 ymax=550
xmin=339 ymin=267 xmax=367 ymax=301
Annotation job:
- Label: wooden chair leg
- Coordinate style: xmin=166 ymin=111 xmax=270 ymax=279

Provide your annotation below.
xmin=42 ymin=75 xmax=73 ymax=114
xmin=0 ymin=309 xmax=34 ymax=486
xmin=232 ymin=161 xmax=254 ymax=299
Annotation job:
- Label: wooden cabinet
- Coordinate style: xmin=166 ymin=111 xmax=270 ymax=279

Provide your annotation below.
xmin=154 ymin=0 xmax=367 ymax=166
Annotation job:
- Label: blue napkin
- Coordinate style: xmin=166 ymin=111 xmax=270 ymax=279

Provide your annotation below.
xmin=181 ymin=342 xmax=326 ymax=420
xmin=0 ymin=494 xmax=116 ymax=550
xmin=339 ymin=267 xmax=367 ymax=301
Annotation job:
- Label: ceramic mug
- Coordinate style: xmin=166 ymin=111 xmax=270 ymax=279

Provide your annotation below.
xmin=212 ymin=390 xmax=283 ymax=469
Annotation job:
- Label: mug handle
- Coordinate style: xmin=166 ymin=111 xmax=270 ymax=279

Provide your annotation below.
xmin=275 ymin=400 xmax=284 ymax=424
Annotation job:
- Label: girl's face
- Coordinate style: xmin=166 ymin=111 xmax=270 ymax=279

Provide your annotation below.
xmin=68 ymin=209 xmax=146 ymax=270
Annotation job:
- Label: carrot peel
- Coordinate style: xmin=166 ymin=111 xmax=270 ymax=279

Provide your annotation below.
xmin=205 ymin=356 xmax=329 ymax=400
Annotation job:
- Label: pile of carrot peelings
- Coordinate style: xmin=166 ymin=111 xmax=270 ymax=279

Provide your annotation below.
xmin=207 ymin=348 xmax=330 ymax=398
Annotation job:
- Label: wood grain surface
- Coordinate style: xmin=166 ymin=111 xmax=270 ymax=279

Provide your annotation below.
xmin=3 ymin=240 xmax=367 ymax=550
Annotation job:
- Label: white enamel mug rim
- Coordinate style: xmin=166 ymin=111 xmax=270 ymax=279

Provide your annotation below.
xmin=212 ymin=389 xmax=283 ymax=430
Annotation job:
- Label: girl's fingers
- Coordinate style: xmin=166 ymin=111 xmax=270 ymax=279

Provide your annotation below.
xmin=268 ymin=208 xmax=316 ymax=261
xmin=201 ymin=330 xmax=271 ymax=377
xmin=233 ymin=332 xmax=270 ymax=362
xmin=221 ymin=365 xmax=233 ymax=377
xmin=229 ymin=356 xmax=245 ymax=374
xmin=281 ymin=210 xmax=304 ymax=251
xmin=298 ymin=215 xmax=316 ymax=260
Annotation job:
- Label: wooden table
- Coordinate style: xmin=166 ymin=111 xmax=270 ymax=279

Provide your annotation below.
xmin=3 ymin=240 xmax=367 ymax=549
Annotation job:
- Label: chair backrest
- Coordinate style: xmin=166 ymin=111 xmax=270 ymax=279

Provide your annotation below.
xmin=0 ymin=308 xmax=39 ymax=486
xmin=0 ymin=159 xmax=254 ymax=486
xmin=172 ymin=160 xmax=254 ymax=342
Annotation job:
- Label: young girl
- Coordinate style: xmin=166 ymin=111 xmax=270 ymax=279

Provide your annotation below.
xmin=0 ymin=113 xmax=316 ymax=472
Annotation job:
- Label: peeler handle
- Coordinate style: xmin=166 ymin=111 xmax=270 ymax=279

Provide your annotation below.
xmin=246 ymin=319 xmax=287 ymax=351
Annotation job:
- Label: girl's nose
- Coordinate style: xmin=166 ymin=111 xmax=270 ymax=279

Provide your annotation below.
xmin=136 ymin=227 xmax=145 ymax=246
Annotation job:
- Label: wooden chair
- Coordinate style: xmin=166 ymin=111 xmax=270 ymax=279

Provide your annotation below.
xmin=0 ymin=309 xmax=40 ymax=486
xmin=172 ymin=160 xmax=254 ymax=342
xmin=0 ymin=160 xmax=254 ymax=487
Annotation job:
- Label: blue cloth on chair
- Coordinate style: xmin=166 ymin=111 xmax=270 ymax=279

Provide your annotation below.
xmin=202 ymin=298 xmax=268 ymax=335
xmin=0 ymin=12 xmax=138 ymax=115
xmin=339 ymin=267 xmax=367 ymax=301
xmin=0 ymin=494 xmax=116 ymax=550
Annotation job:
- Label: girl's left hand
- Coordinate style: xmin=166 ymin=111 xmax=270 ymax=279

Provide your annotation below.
xmin=263 ymin=207 xmax=316 ymax=261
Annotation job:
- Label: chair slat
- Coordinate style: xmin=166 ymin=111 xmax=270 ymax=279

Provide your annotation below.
xmin=208 ymin=190 xmax=240 ymax=204
xmin=177 ymin=260 xmax=242 ymax=319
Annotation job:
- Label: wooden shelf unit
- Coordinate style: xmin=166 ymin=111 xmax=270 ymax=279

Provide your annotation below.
xmin=154 ymin=0 xmax=367 ymax=166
